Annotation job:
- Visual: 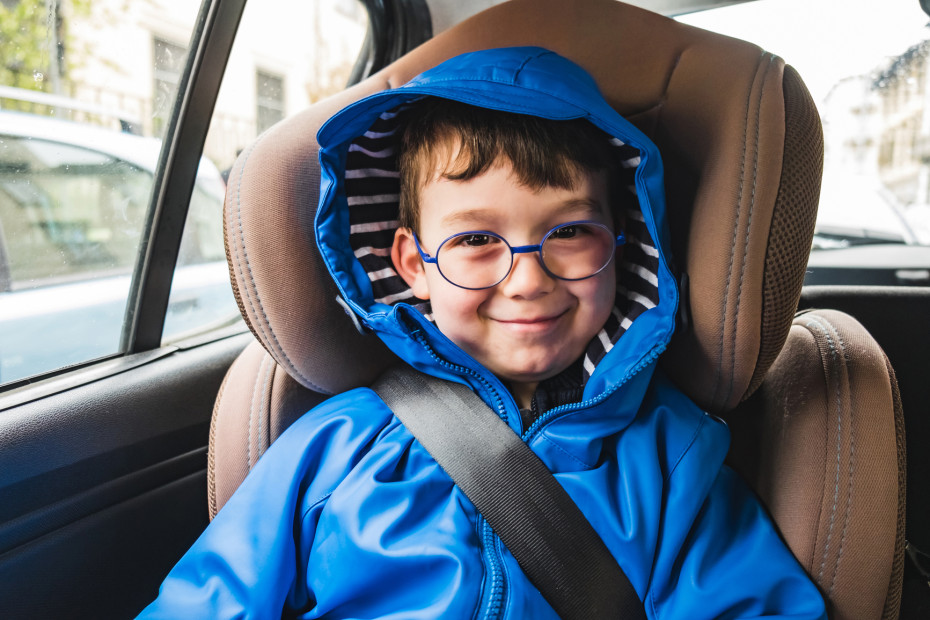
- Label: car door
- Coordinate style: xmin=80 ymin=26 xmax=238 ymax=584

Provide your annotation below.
xmin=0 ymin=0 xmax=391 ymax=617
xmin=0 ymin=1 xmax=249 ymax=616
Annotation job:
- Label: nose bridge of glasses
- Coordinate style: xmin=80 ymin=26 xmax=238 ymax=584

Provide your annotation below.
xmin=509 ymin=242 xmax=545 ymax=256
xmin=506 ymin=243 xmax=554 ymax=285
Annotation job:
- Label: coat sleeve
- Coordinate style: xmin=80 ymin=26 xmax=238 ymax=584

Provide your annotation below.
xmin=647 ymin=413 xmax=828 ymax=619
xmin=136 ymin=389 xmax=393 ymax=620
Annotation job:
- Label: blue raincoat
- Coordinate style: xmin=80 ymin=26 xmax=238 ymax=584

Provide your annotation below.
xmin=139 ymin=47 xmax=826 ymax=619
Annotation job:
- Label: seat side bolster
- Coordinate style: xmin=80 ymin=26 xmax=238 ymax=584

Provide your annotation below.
xmin=881 ymin=351 xmax=907 ymax=620
xmin=208 ymin=340 xmax=328 ymax=520
xmin=726 ymin=309 xmax=903 ymax=620
xmin=209 ymin=341 xmax=266 ymax=520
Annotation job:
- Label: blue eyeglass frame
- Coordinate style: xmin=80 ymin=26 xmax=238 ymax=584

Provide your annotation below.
xmin=411 ymin=220 xmax=626 ymax=290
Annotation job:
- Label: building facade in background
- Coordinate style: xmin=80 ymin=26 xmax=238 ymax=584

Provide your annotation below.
xmin=1 ymin=0 xmax=367 ymax=171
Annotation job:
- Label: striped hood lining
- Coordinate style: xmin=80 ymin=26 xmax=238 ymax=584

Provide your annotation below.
xmin=345 ymin=106 xmax=661 ymax=383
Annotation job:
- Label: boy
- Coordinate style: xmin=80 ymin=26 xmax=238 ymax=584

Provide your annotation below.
xmin=139 ymin=47 xmax=826 ymax=618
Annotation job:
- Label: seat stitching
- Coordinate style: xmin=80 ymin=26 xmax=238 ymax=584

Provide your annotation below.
xmin=257 ymin=356 xmax=274 ymax=461
xmin=247 ymin=353 xmax=268 ymax=471
xmin=822 ymin=318 xmax=854 ymax=596
xmin=715 ymin=49 xmax=765 ymax=407
xmin=230 ymin=139 xmax=276 ymax=360
xmin=726 ymin=54 xmax=776 ymax=406
xmin=803 ymin=315 xmax=843 ymax=586
xmin=208 ymin=362 xmax=233 ymax=519
xmin=231 ymin=136 xmax=316 ymax=389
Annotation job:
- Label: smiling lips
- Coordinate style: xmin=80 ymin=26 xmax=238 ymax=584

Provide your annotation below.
xmin=494 ymin=310 xmax=568 ymax=333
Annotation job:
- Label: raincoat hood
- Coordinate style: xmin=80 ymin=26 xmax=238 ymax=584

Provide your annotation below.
xmin=316 ymin=47 xmax=678 ymax=439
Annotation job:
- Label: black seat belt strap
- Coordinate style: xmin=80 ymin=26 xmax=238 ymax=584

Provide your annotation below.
xmin=373 ymin=365 xmax=645 ymax=620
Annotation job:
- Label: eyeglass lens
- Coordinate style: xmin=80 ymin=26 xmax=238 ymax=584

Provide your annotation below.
xmin=436 ymin=222 xmax=617 ymax=289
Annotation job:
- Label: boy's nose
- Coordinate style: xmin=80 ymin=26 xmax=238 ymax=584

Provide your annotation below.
xmin=498 ymin=252 xmax=555 ymax=299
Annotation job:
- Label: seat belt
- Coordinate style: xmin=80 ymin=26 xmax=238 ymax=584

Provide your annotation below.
xmin=373 ymin=365 xmax=645 ymax=620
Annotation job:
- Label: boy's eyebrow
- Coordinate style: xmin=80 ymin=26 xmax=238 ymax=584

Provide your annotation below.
xmin=440 ymin=198 xmax=607 ymax=230
xmin=440 ymin=207 xmax=499 ymax=230
xmin=553 ymin=198 xmax=608 ymax=218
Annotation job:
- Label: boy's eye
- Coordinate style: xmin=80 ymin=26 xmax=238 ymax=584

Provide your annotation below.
xmin=459 ymin=234 xmax=494 ymax=247
xmin=550 ymin=223 xmax=602 ymax=240
xmin=551 ymin=225 xmax=580 ymax=239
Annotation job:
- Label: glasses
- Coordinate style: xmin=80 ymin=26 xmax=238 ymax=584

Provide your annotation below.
xmin=413 ymin=220 xmax=625 ymax=290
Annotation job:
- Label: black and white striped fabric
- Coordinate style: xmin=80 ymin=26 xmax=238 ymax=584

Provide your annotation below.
xmin=344 ymin=108 xmax=661 ymax=383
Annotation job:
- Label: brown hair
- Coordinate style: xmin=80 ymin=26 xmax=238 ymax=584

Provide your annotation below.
xmin=397 ymin=97 xmax=621 ymax=232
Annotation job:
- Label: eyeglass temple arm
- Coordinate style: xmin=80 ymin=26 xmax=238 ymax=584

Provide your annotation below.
xmin=412 ymin=232 xmax=439 ymax=263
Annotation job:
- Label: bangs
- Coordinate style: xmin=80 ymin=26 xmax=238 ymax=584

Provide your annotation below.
xmin=398 ymin=98 xmax=617 ymax=231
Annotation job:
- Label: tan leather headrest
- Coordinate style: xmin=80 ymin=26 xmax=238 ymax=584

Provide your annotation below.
xmin=223 ymin=0 xmax=822 ymax=411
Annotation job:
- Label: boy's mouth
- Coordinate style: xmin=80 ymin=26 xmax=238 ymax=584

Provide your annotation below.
xmin=493 ymin=310 xmax=568 ymax=333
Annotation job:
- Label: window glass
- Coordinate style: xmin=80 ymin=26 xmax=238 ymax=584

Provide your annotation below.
xmin=678 ymin=0 xmax=930 ymax=286
xmin=153 ymin=37 xmax=187 ymax=138
xmin=160 ymin=159 xmax=232 ymax=341
xmin=256 ymin=70 xmax=285 ymax=134
xmin=0 ymin=0 xmax=204 ymax=385
xmin=162 ymin=0 xmax=369 ymax=344
xmin=203 ymin=0 xmax=368 ymax=176
xmin=0 ymin=0 xmax=370 ymax=384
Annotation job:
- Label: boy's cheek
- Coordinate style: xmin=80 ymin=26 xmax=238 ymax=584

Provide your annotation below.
xmin=429 ymin=288 xmax=490 ymax=341
xmin=586 ymin=266 xmax=617 ymax=301
xmin=430 ymin=286 xmax=483 ymax=321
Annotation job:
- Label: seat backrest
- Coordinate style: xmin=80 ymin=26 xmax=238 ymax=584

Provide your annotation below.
xmin=222 ymin=0 xmax=819 ymax=408
xmin=211 ymin=1 xmax=906 ymax=617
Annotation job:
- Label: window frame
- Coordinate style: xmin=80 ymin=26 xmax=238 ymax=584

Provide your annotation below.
xmin=121 ymin=0 xmax=246 ymax=356
xmin=128 ymin=0 xmax=429 ymax=357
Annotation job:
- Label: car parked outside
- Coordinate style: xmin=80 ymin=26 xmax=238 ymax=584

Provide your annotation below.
xmin=0 ymin=105 xmax=237 ymax=384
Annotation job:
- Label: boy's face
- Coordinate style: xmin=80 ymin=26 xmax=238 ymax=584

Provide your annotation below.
xmin=392 ymin=158 xmax=618 ymax=407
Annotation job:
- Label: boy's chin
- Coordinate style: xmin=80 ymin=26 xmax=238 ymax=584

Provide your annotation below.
xmin=493 ymin=363 xmax=564 ymax=387
xmin=482 ymin=347 xmax=580 ymax=383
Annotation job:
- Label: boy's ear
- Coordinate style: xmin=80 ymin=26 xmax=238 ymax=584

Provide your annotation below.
xmin=391 ymin=228 xmax=431 ymax=300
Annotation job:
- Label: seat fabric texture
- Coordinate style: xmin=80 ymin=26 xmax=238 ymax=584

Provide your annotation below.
xmin=210 ymin=0 xmax=905 ymax=617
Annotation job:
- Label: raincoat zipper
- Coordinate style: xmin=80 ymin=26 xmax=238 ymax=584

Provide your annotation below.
xmin=523 ymin=341 xmax=667 ymax=443
xmin=411 ymin=330 xmax=509 ymax=620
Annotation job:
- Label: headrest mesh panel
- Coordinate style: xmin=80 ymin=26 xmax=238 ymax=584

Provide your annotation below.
xmin=749 ymin=66 xmax=823 ymax=397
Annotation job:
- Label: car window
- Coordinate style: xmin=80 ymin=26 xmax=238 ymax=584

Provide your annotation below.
xmin=678 ymin=0 xmax=930 ymax=286
xmin=0 ymin=0 xmax=206 ymax=385
xmin=0 ymin=0 xmax=368 ymax=386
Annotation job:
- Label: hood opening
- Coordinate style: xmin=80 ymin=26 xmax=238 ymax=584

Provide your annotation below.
xmin=344 ymin=104 xmax=661 ymax=383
